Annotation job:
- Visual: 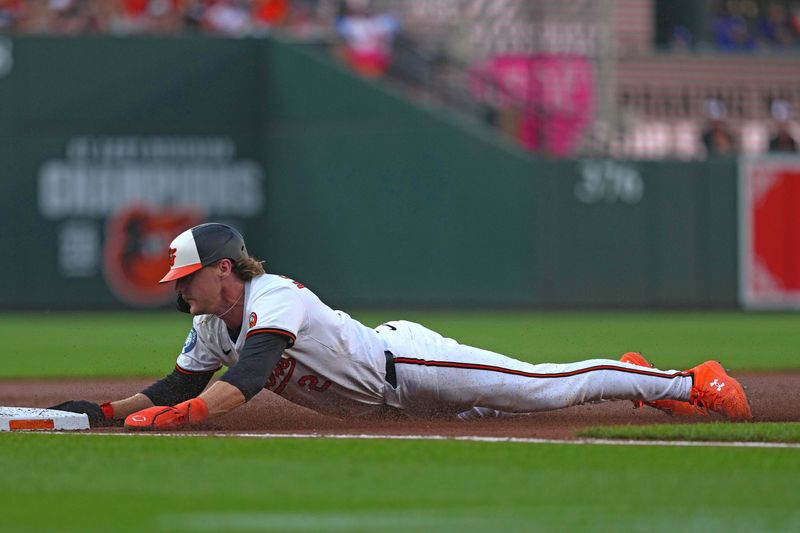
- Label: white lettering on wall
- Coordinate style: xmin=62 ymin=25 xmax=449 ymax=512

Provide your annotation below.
xmin=575 ymin=160 xmax=644 ymax=204
xmin=38 ymin=136 xmax=263 ymax=219
xmin=58 ymin=220 xmax=99 ymax=277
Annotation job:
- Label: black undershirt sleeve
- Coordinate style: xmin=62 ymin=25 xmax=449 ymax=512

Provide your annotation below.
xmin=219 ymin=332 xmax=290 ymax=401
xmin=141 ymin=367 xmax=216 ymax=406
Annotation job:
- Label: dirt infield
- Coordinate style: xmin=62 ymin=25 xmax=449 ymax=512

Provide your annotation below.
xmin=1 ymin=373 xmax=798 ymax=439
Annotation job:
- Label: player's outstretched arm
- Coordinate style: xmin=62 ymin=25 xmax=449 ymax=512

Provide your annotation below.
xmin=48 ymin=393 xmax=155 ymax=427
xmin=106 ymin=394 xmax=155 ymax=420
xmin=49 ymin=360 xmax=218 ymax=427
xmin=124 ymin=333 xmax=289 ymax=431
xmin=199 ymin=380 xmax=247 ymax=417
xmin=121 ymin=380 xmax=250 ymax=430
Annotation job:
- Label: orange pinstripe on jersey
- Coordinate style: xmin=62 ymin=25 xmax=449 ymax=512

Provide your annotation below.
xmin=392 ymin=357 xmax=690 ymax=380
xmin=246 ymin=328 xmax=297 ymax=346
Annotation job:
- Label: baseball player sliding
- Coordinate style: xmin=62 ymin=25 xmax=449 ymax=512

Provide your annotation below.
xmin=52 ymin=223 xmax=752 ymax=429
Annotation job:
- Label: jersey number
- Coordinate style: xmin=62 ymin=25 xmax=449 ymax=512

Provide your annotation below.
xmin=264 ymin=356 xmax=331 ymax=395
xmin=298 ymin=375 xmax=332 ymax=393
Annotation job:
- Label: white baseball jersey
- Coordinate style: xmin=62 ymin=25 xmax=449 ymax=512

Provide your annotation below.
xmin=177 ymin=274 xmax=391 ymax=417
xmin=176 ymin=274 xmax=693 ymax=419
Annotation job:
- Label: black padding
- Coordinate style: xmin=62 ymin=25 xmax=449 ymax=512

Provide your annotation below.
xmin=219 ymin=332 xmax=289 ymax=401
xmin=141 ymin=368 xmax=215 ymax=406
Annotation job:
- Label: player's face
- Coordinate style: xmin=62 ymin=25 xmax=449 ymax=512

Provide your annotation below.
xmin=174 ymin=266 xmax=222 ymax=315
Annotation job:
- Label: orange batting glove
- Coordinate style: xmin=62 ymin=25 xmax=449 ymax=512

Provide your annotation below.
xmin=124 ymin=398 xmax=209 ymax=431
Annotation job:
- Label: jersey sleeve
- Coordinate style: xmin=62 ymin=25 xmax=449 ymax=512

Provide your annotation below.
xmin=219 ymin=332 xmax=289 ymax=401
xmin=245 ymin=284 xmax=306 ymax=347
xmin=175 ymin=318 xmax=224 ymax=374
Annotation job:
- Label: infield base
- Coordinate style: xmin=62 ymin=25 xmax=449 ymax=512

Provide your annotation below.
xmin=0 ymin=407 xmax=89 ymax=431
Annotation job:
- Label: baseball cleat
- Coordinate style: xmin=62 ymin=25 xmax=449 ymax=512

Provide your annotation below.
xmin=688 ymin=360 xmax=753 ymax=420
xmin=619 ymin=352 xmax=706 ymax=416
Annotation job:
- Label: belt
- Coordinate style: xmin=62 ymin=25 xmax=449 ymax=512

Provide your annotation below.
xmin=384 ymin=350 xmax=397 ymax=388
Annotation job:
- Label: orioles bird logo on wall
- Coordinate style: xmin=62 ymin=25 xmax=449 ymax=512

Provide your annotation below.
xmin=102 ymin=205 xmax=202 ymax=307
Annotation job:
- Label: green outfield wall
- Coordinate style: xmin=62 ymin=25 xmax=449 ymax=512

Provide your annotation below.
xmin=0 ymin=36 xmax=739 ymax=310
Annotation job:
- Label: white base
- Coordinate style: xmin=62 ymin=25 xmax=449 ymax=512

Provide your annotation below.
xmin=0 ymin=407 xmax=90 ymax=431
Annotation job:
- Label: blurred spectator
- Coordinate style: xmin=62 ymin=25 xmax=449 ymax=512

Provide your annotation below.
xmin=203 ymin=0 xmax=253 ymax=35
xmin=768 ymin=99 xmax=798 ymax=152
xmin=669 ymin=24 xmax=694 ymax=52
xmin=712 ymin=7 xmax=757 ymax=52
xmin=0 ymin=0 xmax=22 ymax=31
xmin=252 ymin=0 xmax=288 ymax=28
xmin=757 ymin=1 xmax=796 ymax=49
xmin=791 ymin=4 xmax=800 ymax=35
xmin=334 ymin=0 xmax=399 ymax=77
xmin=701 ymin=98 xmax=737 ymax=156
xmin=14 ymin=0 xmax=90 ymax=34
xmin=118 ymin=0 xmax=184 ymax=34
xmin=2 ymin=0 xmax=304 ymax=36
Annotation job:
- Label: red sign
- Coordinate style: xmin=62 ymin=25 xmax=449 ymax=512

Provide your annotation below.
xmin=740 ymin=157 xmax=800 ymax=309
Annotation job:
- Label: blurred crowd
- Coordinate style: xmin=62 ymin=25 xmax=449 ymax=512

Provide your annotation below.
xmin=670 ymin=0 xmax=800 ymax=52
xmin=0 ymin=0 xmax=400 ymax=75
xmin=1 ymin=0 xmax=795 ymax=158
xmin=701 ymin=97 xmax=797 ymax=156
xmin=0 ymin=0 xmax=319 ymax=36
xmin=713 ymin=0 xmax=800 ymax=51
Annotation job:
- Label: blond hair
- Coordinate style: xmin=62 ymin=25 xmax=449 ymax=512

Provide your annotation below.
xmin=232 ymin=256 xmax=266 ymax=281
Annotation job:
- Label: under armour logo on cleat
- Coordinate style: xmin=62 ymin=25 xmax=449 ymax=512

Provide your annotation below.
xmin=709 ymin=379 xmax=726 ymax=392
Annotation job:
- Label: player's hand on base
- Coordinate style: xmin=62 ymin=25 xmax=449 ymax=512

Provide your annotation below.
xmin=124 ymin=398 xmax=209 ymax=431
xmin=48 ymin=400 xmax=117 ymax=427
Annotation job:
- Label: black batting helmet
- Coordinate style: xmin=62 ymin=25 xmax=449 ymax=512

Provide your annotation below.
xmin=159 ymin=223 xmax=248 ymax=283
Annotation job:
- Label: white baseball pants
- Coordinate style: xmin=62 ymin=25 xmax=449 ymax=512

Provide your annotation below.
xmin=376 ymin=320 xmax=692 ymax=419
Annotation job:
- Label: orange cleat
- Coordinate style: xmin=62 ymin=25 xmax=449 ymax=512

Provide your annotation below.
xmin=619 ymin=352 xmax=706 ymax=416
xmin=688 ymin=360 xmax=753 ymax=420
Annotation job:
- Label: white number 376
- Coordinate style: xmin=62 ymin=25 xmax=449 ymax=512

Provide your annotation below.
xmin=574 ymin=160 xmax=644 ymax=204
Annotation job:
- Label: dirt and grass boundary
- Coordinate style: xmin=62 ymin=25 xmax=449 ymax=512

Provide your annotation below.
xmin=3 ymin=372 xmax=798 ymax=442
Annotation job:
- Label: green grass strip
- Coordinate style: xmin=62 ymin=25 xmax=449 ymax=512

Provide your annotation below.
xmin=0 ymin=311 xmax=190 ymax=377
xmin=0 ymin=433 xmax=799 ymax=532
xmin=1 ymin=310 xmax=799 ymax=377
xmin=579 ymin=422 xmax=800 ymax=442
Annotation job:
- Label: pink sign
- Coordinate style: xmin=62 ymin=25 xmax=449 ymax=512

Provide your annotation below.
xmin=471 ymin=54 xmax=595 ymax=157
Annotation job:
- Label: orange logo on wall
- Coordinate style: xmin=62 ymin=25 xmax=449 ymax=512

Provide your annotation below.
xmin=103 ymin=205 xmax=202 ymax=307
